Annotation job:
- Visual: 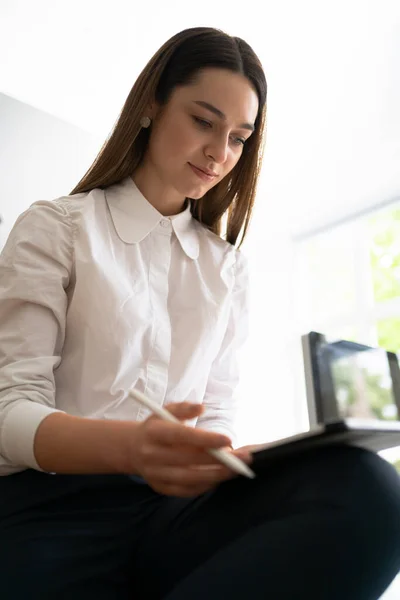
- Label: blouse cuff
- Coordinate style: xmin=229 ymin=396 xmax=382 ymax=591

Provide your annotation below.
xmin=1 ymin=401 xmax=63 ymax=471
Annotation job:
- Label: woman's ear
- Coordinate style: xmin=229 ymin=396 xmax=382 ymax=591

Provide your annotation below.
xmin=147 ymin=100 xmax=160 ymax=121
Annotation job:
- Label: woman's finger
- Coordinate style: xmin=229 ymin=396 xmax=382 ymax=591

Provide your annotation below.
xmin=147 ymin=418 xmax=231 ymax=449
xmin=148 ymin=473 xmax=230 ymax=498
xmin=145 ymin=464 xmax=234 ymax=489
xmin=141 ymin=445 xmax=223 ymax=467
xmin=153 ymin=481 xmax=220 ymax=498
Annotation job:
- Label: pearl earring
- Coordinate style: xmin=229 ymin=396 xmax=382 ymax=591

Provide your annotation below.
xmin=140 ymin=116 xmax=151 ymax=128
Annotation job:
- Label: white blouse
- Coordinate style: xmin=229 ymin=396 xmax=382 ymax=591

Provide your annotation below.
xmin=0 ymin=176 xmax=249 ymax=475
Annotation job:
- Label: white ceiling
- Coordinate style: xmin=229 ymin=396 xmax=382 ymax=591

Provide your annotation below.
xmin=1 ymin=0 xmax=399 ymax=234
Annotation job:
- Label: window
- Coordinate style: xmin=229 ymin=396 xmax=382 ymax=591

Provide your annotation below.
xmin=295 ymin=202 xmax=400 ymax=352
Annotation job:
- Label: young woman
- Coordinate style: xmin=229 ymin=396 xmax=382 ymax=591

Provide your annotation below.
xmin=0 ymin=26 xmax=399 ymax=600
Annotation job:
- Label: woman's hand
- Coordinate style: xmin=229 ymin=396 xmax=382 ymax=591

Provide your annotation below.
xmin=234 ymin=443 xmax=268 ymax=453
xmin=129 ymin=402 xmax=251 ymax=497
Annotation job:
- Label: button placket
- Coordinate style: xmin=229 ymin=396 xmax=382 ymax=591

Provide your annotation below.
xmin=138 ymin=227 xmax=172 ymax=420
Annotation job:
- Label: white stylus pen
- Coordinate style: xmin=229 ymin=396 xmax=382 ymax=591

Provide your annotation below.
xmin=129 ymin=389 xmax=256 ymax=479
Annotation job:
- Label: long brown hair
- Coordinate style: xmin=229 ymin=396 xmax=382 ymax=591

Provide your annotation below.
xmin=71 ymin=27 xmax=267 ymax=247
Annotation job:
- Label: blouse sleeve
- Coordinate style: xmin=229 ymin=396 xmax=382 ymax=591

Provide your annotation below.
xmin=196 ymin=251 xmax=249 ymax=446
xmin=0 ymin=200 xmax=73 ymax=474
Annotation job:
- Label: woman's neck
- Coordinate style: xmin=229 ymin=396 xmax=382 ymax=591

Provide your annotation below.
xmin=132 ymin=166 xmax=186 ymax=217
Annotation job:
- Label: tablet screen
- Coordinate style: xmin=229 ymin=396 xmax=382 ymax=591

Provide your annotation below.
xmin=318 ymin=340 xmax=399 ymax=422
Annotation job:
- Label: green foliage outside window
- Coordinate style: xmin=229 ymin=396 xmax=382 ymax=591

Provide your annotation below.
xmin=376 ymin=318 xmax=400 ymax=353
xmin=369 ymin=207 xmax=400 ymax=352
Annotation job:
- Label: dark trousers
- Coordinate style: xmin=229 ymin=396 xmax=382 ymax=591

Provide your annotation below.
xmin=1 ymin=446 xmax=400 ymax=600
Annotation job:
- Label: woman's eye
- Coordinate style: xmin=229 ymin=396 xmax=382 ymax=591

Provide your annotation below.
xmin=231 ymin=136 xmax=246 ymax=146
xmin=193 ymin=116 xmax=212 ymax=129
xmin=192 ymin=116 xmax=246 ymax=146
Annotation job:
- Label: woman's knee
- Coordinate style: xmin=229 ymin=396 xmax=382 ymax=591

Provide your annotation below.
xmin=339 ymin=447 xmax=400 ymax=511
xmin=319 ymin=447 xmax=400 ymax=561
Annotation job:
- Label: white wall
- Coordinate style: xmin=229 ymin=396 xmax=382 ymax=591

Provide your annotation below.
xmin=0 ymin=93 xmax=100 ymax=247
xmin=234 ymin=159 xmax=308 ymax=446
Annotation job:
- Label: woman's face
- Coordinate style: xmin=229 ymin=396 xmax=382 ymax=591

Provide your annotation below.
xmin=142 ymin=68 xmax=259 ymax=201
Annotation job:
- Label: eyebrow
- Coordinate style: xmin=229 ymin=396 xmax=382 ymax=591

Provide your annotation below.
xmin=193 ymin=100 xmax=255 ymax=132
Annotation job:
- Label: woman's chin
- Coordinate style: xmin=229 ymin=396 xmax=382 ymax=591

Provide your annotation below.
xmin=186 ymin=190 xmax=206 ymax=201
xmin=183 ymin=182 xmax=215 ymax=201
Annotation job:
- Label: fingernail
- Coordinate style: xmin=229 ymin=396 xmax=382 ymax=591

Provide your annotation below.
xmin=237 ymin=452 xmax=252 ymax=463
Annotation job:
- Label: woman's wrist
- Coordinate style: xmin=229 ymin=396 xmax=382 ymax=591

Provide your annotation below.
xmin=34 ymin=412 xmax=141 ymax=475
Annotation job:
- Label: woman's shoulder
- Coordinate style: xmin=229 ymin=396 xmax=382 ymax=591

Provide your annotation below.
xmin=46 ymin=187 xmax=104 ymax=216
xmin=22 ymin=187 xmax=106 ymax=232
xmin=1 ymin=188 xmax=106 ymax=264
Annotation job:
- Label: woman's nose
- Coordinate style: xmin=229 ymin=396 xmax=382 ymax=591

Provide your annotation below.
xmin=205 ymin=136 xmax=229 ymax=164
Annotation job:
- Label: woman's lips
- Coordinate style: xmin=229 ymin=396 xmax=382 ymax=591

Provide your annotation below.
xmin=188 ymin=163 xmax=218 ymax=182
